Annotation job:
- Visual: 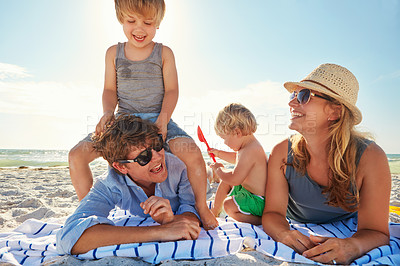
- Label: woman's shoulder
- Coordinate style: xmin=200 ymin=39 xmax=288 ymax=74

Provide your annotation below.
xmin=360 ymin=140 xmax=387 ymax=164
xmin=357 ymin=140 xmax=390 ymax=182
xmin=269 ymin=138 xmax=289 ymax=161
xmin=271 ymin=138 xmax=289 ymax=153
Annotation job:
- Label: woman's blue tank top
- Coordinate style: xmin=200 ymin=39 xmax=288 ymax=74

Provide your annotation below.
xmin=285 ymin=137 xmax=372 ymax=223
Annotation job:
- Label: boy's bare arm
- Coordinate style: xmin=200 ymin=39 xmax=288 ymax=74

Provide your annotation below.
xmin=209 ymin=148 xmax=237 ymax=164
xmin=156 ymin=46 xmax=179 ymax=137
xmin=103 ymin=45 xmax=118 ymax=113
xmin=212 ymin=146 xmax=255 ymax=186
xmin=96 ymin=45 xmax=118 ymax=135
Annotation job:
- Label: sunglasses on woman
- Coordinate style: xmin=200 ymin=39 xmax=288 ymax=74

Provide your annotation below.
xmin=118 ymin=135 xmax=164 ymax=166
xmin=290 ymin=88 xmax=332 ymax=105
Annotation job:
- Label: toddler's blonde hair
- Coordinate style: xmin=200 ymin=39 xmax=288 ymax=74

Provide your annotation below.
xmin=115 ymin=0 xmax=165 ymax=27
xmin=214 ymin=103 xmax=257 ymax=136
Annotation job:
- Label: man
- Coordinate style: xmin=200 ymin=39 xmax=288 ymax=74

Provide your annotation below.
xmin=56 ymin=115 xmax=201 ymax=255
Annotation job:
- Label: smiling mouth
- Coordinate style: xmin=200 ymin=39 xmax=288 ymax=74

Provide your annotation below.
xmin=291 ymin=111 xmax=304 ymax=119
xmin=133 ymin=35 xmax=145 ymax=42
xmin=150 ymin=163 xmax=163 ymax=174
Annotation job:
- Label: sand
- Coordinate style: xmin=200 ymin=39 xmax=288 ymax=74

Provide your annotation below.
xmin=1 ymin=165 xmax=399 ymax=265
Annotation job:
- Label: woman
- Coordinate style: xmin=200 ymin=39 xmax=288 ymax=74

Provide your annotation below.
xmin=262 ymin=63 xmax=391 ymax=265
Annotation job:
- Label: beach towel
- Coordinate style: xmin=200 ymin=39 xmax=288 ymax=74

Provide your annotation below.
xmin=255 ymin=217 xmax=400 ymax=265
xmin=1 ymin=208 xmax=400 ymax=265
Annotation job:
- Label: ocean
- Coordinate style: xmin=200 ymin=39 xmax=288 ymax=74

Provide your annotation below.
xmin=0 ymin=149 xmax=399 ymax=174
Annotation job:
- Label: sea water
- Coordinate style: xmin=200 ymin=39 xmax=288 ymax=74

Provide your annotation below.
xmin=0 ymin=149 xmax=399 ymax=174
xmin=0 ymin=149 xmax=105 ymax=168
xmin=388 ymin=154 xmax=400 ymax=174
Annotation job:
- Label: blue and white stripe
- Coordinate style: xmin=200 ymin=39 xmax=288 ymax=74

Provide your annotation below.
xmin=1 ymin=209 xmax=400 ymax=265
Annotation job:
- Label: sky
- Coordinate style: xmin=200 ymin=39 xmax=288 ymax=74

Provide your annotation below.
xmin=0 ymin=0 xmax=399 ymax=153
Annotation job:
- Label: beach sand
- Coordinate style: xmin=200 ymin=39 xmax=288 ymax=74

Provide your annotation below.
xmin=1 ymin=165 xmax=399 ymax=265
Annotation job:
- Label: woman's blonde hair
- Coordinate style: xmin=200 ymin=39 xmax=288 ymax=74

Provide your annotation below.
xmin=290 ymin=99 xmax=370 ymax=212
xmin=214 ymin=103 xmax=257 ymax=136
xmin=114 ymin=0 xmax=165 ymax=26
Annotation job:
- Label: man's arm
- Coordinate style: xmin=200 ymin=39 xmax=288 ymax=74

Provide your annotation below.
xmin=140 ymin=195 xmax=200 ymax=225
xmin=71 ymin=216 xmax=201 ymax=254
xmin=56 ymin=179 xmax=118 ymax=254
xmin=58 ymin=171 xmax=201 ymax=255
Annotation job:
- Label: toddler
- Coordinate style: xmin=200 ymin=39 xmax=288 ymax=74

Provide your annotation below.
xmin=209 ymin=103 xmax=268 ymax=225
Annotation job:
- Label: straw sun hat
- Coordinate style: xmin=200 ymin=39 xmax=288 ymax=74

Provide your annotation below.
xmin=284 ymin=63 xmax=362 ymax=125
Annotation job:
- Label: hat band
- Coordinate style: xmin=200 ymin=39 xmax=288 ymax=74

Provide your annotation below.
xmin=301 ymin=79 xmax=339 ymax=96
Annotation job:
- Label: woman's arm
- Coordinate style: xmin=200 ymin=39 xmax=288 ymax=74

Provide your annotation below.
xmin=352 ymin=142 xmax=391 ymax=249
xmin=262 ymin=139 xmax=316 ymax=253
xmin=302 ymin=142 xmax=391 ymax=264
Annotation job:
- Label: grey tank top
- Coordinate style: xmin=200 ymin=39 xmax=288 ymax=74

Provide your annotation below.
xmin=285 ymin=137 xmax=372 ymax=224
xmin=115 ymin=42 xmax=164 ymax=114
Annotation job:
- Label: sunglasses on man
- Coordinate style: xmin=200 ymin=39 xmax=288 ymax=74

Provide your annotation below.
xmin=117 ymin=135 xmax=164 ymax=166
xmin=290 ymin=88 xmax=332 ymax=105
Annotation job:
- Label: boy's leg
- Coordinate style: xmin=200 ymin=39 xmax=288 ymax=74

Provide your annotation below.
xmin=223 ymin=198 xmax=262 ymax=225
xmin=168 ymin=137 xmax=218 ymax=230
xmin=211 ymin=181 xmax=231 ymax=217
xmin=69 ymin=141 xmax=100 ymax=201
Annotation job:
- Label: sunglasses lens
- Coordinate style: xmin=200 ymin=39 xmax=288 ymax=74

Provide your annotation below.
xmin=136 ymin=149 xmax=152 ymax=166
xmin=298 ymin=89 xmax=311 ymax=104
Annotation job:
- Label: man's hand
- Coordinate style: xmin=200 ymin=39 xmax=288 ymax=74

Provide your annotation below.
xmin=158 ymin=216 xmax=201 ymax=241
xmin=95 ymin=112 xmax=115 ymax=135
xmin=140 ymin=196 xmax=174 ymax=224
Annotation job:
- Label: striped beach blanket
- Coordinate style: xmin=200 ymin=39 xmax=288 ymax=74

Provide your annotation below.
xmin=1 ymin=208 xmax=400 ymax=265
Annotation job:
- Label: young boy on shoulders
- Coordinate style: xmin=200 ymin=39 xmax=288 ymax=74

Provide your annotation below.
xmin=209 ymin=103 xmax=268 ymax=225
xmin=68 ymin=0 xmax=217 ymax=230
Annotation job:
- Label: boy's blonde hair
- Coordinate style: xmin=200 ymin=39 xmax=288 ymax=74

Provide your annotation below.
xmin=214 ymin=103 xmax=257 ymax=136
xmin=114 ymin=0 xmax=165 ymax=27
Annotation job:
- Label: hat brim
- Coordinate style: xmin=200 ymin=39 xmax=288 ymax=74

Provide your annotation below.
xmin=284 ymin=81 xmax=362 ymax=125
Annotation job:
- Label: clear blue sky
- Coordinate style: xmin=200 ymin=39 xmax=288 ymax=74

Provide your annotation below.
xmin=0 ymin=0 xmax=399 ymax=153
